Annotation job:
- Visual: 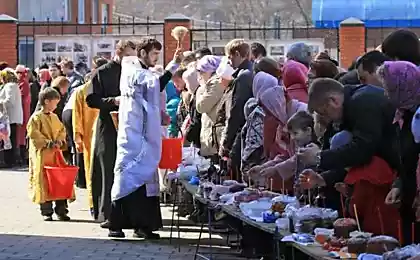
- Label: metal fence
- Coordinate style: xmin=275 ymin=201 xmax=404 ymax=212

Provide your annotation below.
xmin=17 ymin=17 xmax=164 ymax=68
xmin=189 ymin=20 xmax=340 ymax=60
xmin=16 ymin=15 xmax=420 ymax=68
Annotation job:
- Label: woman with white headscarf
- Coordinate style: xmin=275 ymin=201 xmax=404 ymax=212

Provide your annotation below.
xmin=195 ymin=55 xmax=224 ymax=158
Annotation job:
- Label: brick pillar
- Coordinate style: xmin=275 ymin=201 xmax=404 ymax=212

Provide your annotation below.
xmin=339 ymin=18 xmax=366 ymax=69
xmin=163 ymin=14 xmax=192 ymax=65
xmin=0 ymin=14 xmax=17 ymax=67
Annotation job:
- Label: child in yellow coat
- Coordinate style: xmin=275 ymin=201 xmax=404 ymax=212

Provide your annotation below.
xmin=27 ymin=87 xmax=72 ymax=221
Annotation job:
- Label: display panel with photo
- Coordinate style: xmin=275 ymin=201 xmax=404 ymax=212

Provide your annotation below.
xmin=97 ymin=42 xmax=112 ymax=50
xmin=42 ymin=42 xmax=56 ymax=52
xmin=57 ymin=43 xmax=72 ymax=52
xmin=96 ymin=52 xmax=112 ymax=59
xmin=270 ymin=46 xmax=285 ymax=56
xmin=75 ymin=53 xmax=89 ymax=63
xmin=309 ymin=45 xmax=320 ymax=56
xmin=74 ymin=42 xmax=88 ymax=52
xmin=57 ymin=54 xmax=72 ymax=63
xmin=211 ymin=46 xmax=225 ymax=56
xmin=41 ymin=53 xmax=57 ymax=63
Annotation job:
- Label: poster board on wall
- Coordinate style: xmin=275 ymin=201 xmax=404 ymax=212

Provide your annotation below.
xmin=206 ymin=39 xmax=325 ymax=61
xmin=35 ymin=35 xmax=164 ymax=68
xmin=38 ymin=39 xmax=91 ymax=67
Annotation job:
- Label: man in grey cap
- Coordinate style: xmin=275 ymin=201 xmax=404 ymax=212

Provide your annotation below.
xmin=286 ymin=42 xmax=312 ymax=68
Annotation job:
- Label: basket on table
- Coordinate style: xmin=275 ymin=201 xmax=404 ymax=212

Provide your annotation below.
xmin=44 ymin=149 xmax=79 ymax=198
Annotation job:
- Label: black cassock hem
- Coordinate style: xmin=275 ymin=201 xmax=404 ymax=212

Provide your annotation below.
xmin=109 ymin=184 xmax=163 ymax=231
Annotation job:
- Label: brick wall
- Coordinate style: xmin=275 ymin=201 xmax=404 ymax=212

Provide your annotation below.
xmin=339 ymin=18 xmax=366 ymax=69
xmin=163 ymin=15 xmax=192 ymax=65
xmin=0 ymin=21 xmax=17 ymax=66
xmin=0 ymin=0 xmax=17 ymax=18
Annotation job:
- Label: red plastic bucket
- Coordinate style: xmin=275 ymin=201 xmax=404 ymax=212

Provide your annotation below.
xmin=159 ymin=137 xmax=183 ymax=170
xmin=44 ymin=151 xmax=79 ymax=199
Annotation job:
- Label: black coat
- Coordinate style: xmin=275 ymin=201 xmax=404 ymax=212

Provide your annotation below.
xmin=185 ymin=91 xmax=201 ymax=148
xmin=30 ymin=81 xmax=41 ymax=115
xmin=222 ymin=60 xmax=253 ymax=151
xmin=320 ymin=84 xmax=399 ymax=177
xmin=394 ymin=111 xmax=420 ymax=244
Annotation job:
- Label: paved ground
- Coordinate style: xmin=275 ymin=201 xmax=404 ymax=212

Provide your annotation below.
xmin=0 ymin=168 xmax=244 ymax=260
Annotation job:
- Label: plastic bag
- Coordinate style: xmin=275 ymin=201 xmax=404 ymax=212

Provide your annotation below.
xmin=0 ymin=104 xmax=11 ymax=151
xmin=383 ymin=244 xmax=420 ymax=260
xmin=287 ymin=205 xmax=338 ymax=222
xmin=272 ymin=194 xmax=300 ymax=209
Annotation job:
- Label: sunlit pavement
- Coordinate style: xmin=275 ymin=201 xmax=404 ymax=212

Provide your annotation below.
xmin=0 ymin=168 xmax=243 ymax=260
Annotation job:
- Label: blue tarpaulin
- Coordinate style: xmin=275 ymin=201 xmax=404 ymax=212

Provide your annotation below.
xmin=312 ymin=0 xmax=420 ymax=28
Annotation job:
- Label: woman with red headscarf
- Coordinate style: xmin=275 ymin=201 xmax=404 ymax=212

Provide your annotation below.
xmin=282 ymin=60 xmax=309 ymax=103
xmin=15 ymin=65 xmax=31 ymax=164
xmin=38 ymin=69 xmax=51 ymax=91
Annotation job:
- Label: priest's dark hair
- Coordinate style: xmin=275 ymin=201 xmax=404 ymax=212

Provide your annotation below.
xmin=39 ymin=87 xmax=61 ymax=105
xmin=308 ymin=78 xmax=344 ymax=112
xmin=136 ymin=38 xmax=162 ymax=54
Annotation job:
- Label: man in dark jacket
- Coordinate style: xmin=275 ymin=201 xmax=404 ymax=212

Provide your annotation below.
xmin=298 ymin=78 xmax=398 ymax=188
xmin=356 ymin=50 xmax=390 ymax=86
xmin=219 ymin=39 xmax=253 ymax=181
xmin=86 ymin=40 xmax=136 ymax=226
xmin=60 ymin=59 xmax=84 ymax=101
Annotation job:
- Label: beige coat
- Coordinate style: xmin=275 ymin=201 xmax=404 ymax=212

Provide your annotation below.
xmin=195 ymin=76 xmax=224 ymax=157
xmin=0 ymin=83 xmax=23 ymax=124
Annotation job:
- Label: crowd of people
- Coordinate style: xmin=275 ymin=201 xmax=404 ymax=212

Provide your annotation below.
xmin=0 ymin=28 xmax=419 ymax=249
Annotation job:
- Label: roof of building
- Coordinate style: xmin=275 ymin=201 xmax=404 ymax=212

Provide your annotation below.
xmin=313 ymin=0 xmax=420 ymax=28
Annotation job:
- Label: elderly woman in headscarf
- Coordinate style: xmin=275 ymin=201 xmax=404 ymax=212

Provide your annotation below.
xmin=0 ymin=69 xmax=23 ymax=167
xmin=241 ymin=98 xmax=265 ymax=175
xmin=248 ymin=79 xmax=307 ymax=191
xmin=282 ymin=60 xmax=309 ymax=102
xmin=252 ymin=71 xmax=277 ymax=100
xmin=195 ymin=55 xmax=224 ymax=159
xmin=286 ymin=42 xmax=312 ymax=68
xmin=178 ymin=66 xmax=201 ymax=146
xmin=15 ymin=65 xmax=30 ymax=164
xmin=38 ymin=68 xmax=51 ymax=88
xmin=377 ymin=61 xmax=420 ymax=244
